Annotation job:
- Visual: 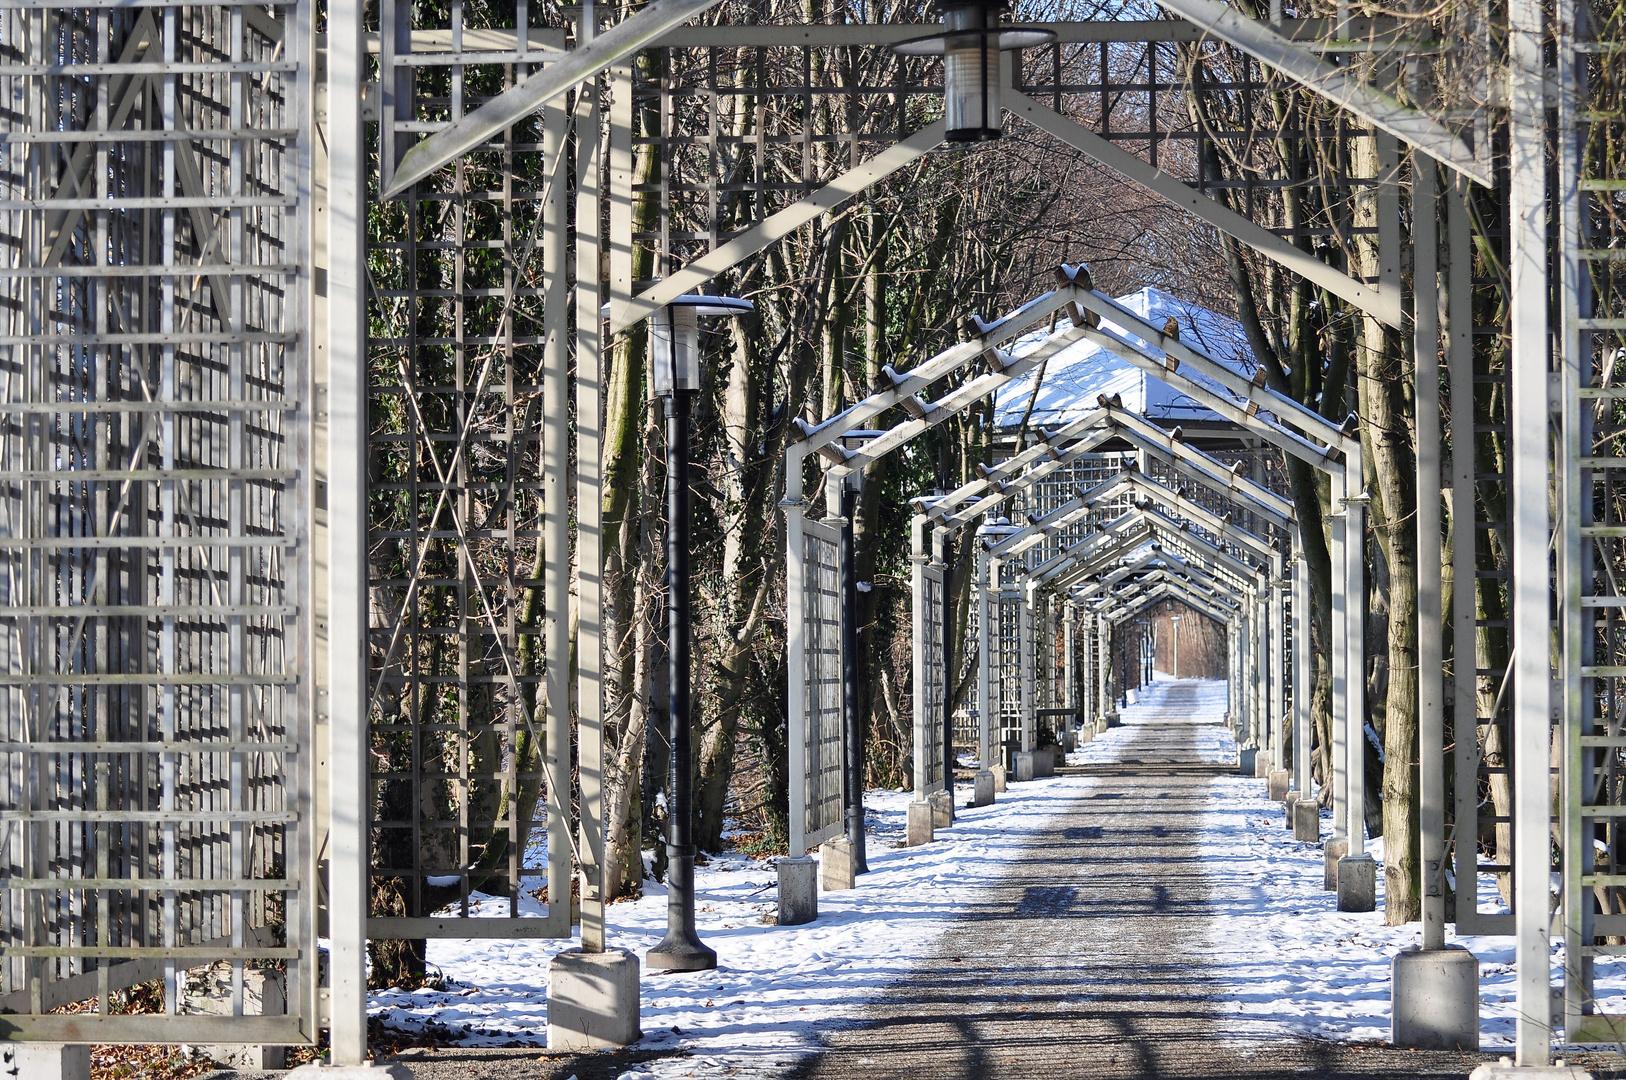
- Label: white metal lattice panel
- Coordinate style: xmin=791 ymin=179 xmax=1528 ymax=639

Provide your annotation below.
xmin=913 ymin=562 xmax=945 ymax=796
xmin=801 ymin=519 xmax=844 ymax=848
xmin=0 ymin=0 xmax=314 ymax=1045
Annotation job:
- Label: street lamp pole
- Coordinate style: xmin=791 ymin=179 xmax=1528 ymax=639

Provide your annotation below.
xmin=644 ymin=294 xmax=751 ymax=973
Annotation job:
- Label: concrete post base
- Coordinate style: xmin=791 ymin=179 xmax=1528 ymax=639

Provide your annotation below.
xmin=1267 ymin=770 xmax=1291 ymax=801
xmin=1294 ymin=799 xmax=1321 ymax=843
xmin=547 ymin=947 xmax=641 ymax=1051
xmin=1283 ymin=790 xmax=1300 ymax=827
xmin=906 ymin=800 xmax=935 ymax=846
xmin=290 ymin=1063 xmax=412 ymax=1078
xmin=991 ymin=765 xmax=1008 ymax=792
xmin=1104 ymin=711 xmax=1119 ymax=729
xmin=1470 ymin=1062 xmax=1592 ymax=1080
xmin=1392 ymin=945 xmax=1479 ymax=1050
xmin=1237 ymin=746 xmax=1258 ymax=776
xmin=821 ymin=838 xmax=856 ymax=891
xmin=1035 ymin=747 xmax=1057 ymax=777
xmin=1 ymin=1044 xmax=90 ymax=1080
xmin=1013 ymin=751 xmax=1035 ymax=782
xmin=776 ymin=855 xmax=817 ymax=925
xmin=1078 ymin=724 xmax=1093 ymax=744
xmin=1323 ymin=837 xmax=1348 ymax=890
xmin=1062 ymin=728 xmax=1076 ymax=752
xmin=1337 ymin=852 xmax=1378 ymax=912
xmin=1253 ymin=752 xmax=1270 ymax=779
xmin=973 ymin=769 xmax=995 ymax=806
xmin=929 ymin=788 xmax=952 ymax=827
xmin=191 ymin=963 xmax=286 ymax=1070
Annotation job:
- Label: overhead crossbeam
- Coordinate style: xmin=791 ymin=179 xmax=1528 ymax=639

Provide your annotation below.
xmin=1009 ymin=96 xmax=1404 ymax=328
xmin=383 ymin=0 xmax=725 ymax=196
xmin=1046 ymin=516 xmax=1259 ymax=599
xmin=1149 ymin=0 xmax=1491 ymax=187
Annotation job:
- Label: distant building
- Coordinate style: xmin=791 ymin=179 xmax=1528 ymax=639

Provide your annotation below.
xmin=992 ymin=286 xmax=1265 ymax=445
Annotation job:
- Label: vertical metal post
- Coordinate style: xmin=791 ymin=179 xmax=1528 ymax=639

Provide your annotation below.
xmin=1447 ymin=175 xmax=1480 ymax=925
xmin=911 ymin=515 xmax=931 ymax=799
xmin=840 ymin=484 xmax=868 ymax=873
xmin=1509 ymin=0 xmax=1552 ymax=1058
xmin=937 ymin=527 xmax=955 ymax=822
xmin=1557 ymin=0 xmax=1592 ymax=1030
xmin=1345 ymin=470 xmax=1368 ymax=857
xmin=326 ymin=0 xmax=368 ymax=1062
xmin=542 ymin=90 xmax=573 ymax=944
xmin=1271 ymin=557 xmax=1286 ymax=772
xmin=977 ymin=537 xmax=993 ymax=767
xmin=1413 ymin=156 xmax=1447 ymax=949
xmin=785 ymin=449 xmax=808 ymax=858
xmin=1293 ymin=534 xmax=1312 ymax=800
xmin=1330 ymin=505 xmax=1348 ymax=844
xmin=573 ymin=8 xmax=606 ymax=951
xmin=1019 ymin=578 xmax=1034 ymax=752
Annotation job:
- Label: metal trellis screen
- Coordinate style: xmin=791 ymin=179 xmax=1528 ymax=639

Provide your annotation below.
xmin=796 ymin=518 xmax=845 ymax=851
xmin=913 ymin=562 xmax=945 ymax=797
xmin=0 ymin=0 xmax=315 ymax=1043
xmin=996 ymin=591 xmax=1023 ymax=759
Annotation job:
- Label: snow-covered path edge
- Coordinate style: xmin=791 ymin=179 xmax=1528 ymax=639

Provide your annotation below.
xmin=372 ymin=766 xmax=1105 ymax=1073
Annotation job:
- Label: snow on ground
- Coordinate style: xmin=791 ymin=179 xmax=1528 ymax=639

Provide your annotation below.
xmin=370 ymin=675 xmax=1626 ymax=1069
xmin=370 ymin=766 xmax=1103 ymax=1074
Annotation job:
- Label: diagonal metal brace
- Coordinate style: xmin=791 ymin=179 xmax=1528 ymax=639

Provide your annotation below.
xmin=1153 ymin=0 xmax=1491 ymax=187
xmin=383 ymin=0 xmax=723 ymax=198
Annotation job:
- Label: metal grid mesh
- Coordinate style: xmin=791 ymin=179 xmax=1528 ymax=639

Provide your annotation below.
xmin=801 ymin=521 xmax=843 ymax=846
xmin=919 ymin=565 xmax=944 ymax=792
xmin=1562 ymin=0 xmax=1626 ymax=1013
xmin=0 ymin=1 xmax=312 ymax=1040
xmin=366 ymin=9 xmax=565 ymax=934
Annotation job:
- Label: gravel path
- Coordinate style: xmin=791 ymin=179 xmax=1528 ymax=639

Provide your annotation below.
xmin=783 ymin=685 xmax=1494 ymax=1080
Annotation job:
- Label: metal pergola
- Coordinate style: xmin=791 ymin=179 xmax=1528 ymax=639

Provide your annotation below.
xmin=0 ymin=0 xmax=1618 ymax=1069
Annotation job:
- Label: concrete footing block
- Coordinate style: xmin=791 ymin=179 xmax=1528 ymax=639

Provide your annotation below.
xmin=190 ymin=962 xmax=286 ymax=1070
xmin=1337 ymin=852 xmax=1378 ymax=912
xmin=1283 ymin=790 xmax=1300 ymax=827
xmin=906 ymin=800 xmax=935 ymax=846
xmin=1323 ymin=836 xmax=1348 ymax=890
xmin=1392 ymin=945 xmax=1479 ymax=1050
xmin=1237 ymin=746 xmax=1257 ymax=776
xmin=929 ymin=789 xmax=952 ymax=827
xmin=1062 ymin=728 xmax=1076 ymax=752
xmin=821 ymin=838 xmax=856 ymax=891
xmin=547 ymin=947 xmax=641 ymax=1051
xmin=1267 ymin=770 xmax=1291 ymax=801
xmin=1013 ymin=751 xmax=1035 ymax=782
xmin=973 ymin=769 xmax=995 ymax=807
xmin=1036 ymin=747 xmax=1057 ymax=777
xmin=1253 ymin=752 xmax=1270 ymax=778
xmin=1294 ymin=799 xmax=1321 ymax=843
xmin=1 ymin=1044 xmax=90 ymax=1080
xmin=776 ymin=855 xmax=817 ymax=926
xmin=1469 ymin=1062 xmax=1591 ymax=1080
xmin=991 ymin=765 xmax=1008 ymax=792
xmin=1078 ymin=724 xmax=1094 ymax=744
xmin=290 ymin=1062 xmax=412 ymax=1078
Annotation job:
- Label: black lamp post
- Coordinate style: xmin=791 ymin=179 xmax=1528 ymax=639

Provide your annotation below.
xmin=893 ymin=0 xmax=1054 ymax=143
xmin=645 ymin=293 xmax=751 ymax=974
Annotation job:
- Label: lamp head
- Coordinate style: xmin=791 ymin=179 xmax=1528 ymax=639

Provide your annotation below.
xmin=648 ymin=294 xmax=753 ymax=398
xmin=892 ymin=0 xmax=1054 ymax=143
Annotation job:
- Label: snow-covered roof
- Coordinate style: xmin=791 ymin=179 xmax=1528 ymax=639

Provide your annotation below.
xmin=993 ymin=287 xmax=1258 ymax=430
